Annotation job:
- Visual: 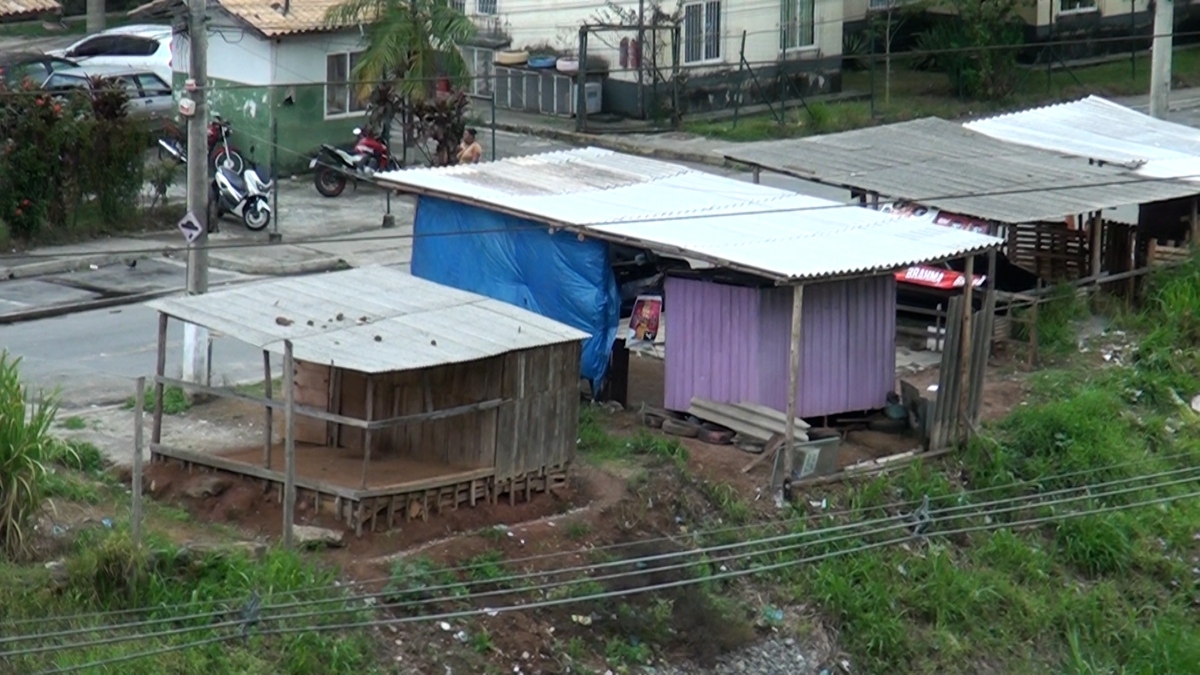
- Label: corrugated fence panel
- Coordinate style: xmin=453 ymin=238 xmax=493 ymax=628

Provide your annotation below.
xmin=663 ymin=277 xmax=762 ymax=412
xmin=758 ymin=276 xmax=895 ymax=418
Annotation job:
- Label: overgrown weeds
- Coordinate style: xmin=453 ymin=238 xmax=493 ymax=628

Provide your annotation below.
xmin=125 ymin=385 xmax=191 ymax=415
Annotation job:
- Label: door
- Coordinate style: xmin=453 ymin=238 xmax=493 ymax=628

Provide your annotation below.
xmin=135 ymin=72 xmax=173 ymax=129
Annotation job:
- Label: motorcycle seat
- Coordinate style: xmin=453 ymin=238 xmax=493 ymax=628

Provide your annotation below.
xmin=220 ymin=167 xmax=247 ymax=192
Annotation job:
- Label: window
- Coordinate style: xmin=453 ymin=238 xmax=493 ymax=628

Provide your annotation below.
xmin=136 ymin=73 xmax=171 ymax=97
xmin=781 ymin=0 xmax=815 ymax=49
xmin=682 ymin=1 xmax=721 ymax=64
xmin=325 ymin=51 xmax=367 ymax=117
xmin=1060 ymin=0 xmax=1096 ymax=10
xmin=69 ymin=35 xmax=160 ymax=58
xmin=450 ymin=0 xmax=465 ymax=13
xmin=477 ymin=0 xmax=497 ymax=14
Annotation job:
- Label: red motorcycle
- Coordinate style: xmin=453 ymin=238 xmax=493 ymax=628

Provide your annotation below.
xmin=310 ymin=126 xmax=399 ymax=198
xmin=157 ymin=113 xmax=245 ymax=174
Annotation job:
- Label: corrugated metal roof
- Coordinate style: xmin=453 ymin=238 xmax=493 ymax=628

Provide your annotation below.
xmin=0 ymin=0 xmax=59 ymax=19
xmin=129 ymin=0 xmax=346 ymax=36
xmin=964 ymin=95 xmax=1200 ymax=185
xmin=720 ymin=118 xmax=1200 ymax=223
xmin=376 ymin=147 xmax=1003 ymax=283
xmin=145 ymin=267 xmax=590 ymax=374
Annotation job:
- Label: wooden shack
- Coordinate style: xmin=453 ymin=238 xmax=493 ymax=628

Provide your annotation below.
xmin=144 ymin=267 xmax=588 ymax=534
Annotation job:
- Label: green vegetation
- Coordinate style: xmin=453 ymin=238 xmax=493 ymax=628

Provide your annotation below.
xmin=125 ymin=385 xmax=191 ymax=415
xmin=59 ymin=415 xmax=86 ymax=430
xmin=771 ymin=258 xmax=1200 ymax=673
xmin=686 ymin=49 xmax=1200 ymax=142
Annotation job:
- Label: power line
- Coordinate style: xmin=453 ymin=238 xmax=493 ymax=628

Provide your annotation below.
xmin=7 ymin=464 xmax=1197 ymax=659
xmin=3 ymin=156 xmax=1200 ymax=264
xmin=3 ymin=445 xmax=1194 ymax=634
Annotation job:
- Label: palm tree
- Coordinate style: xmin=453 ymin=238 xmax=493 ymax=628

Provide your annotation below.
xmin=324 ymin=0 xmax=476 ymax=104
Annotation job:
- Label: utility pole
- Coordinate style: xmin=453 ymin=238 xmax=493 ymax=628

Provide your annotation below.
xmin=183 ymin=0 xmax=211 ymax=387
xmin=1149 ymin=0 xmax=1174 ymax=119
xmin=86 ymin=0 xmax=106 ymax=34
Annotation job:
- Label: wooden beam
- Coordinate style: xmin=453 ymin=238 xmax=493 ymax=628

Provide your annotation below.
xmin=262 ymin=351 xmax=273 ymax=469
xmin=132 ymin=376 xmax=146 ymax=549
xmin=149 ymin=442 xmax=361 ymax=500
xmin=364 ymin=398 xmax=507 ymax=430
xmin=782 ymin=284 xmax=804 ymax=488
xmin=1090 ymin=211 xmax=1103 ymax=279
xmin=283 ymin=340 xmax=296 ymax=548
xmin=360 ymin=375 xmax=376 ymax=491
xmin=151 ymin=312 xmax=168 ymax=444
xmin=958 ymin=255 xmax=975 ymax=442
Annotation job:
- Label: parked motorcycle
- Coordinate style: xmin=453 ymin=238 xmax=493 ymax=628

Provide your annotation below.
xmin=310 ymin=126 xmax=399 ymax=198
xmin=157 ymin=113 xmax=246 ymax=174
xmin=157 ymin=139 xmax=272 ymax=231
xmin=211 ymin=163 xmax=272 ymax=231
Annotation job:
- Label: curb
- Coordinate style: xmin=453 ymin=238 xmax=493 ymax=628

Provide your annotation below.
xmin=1 ymin=249 xmax=162 ymax=282
xmin=489 ymin=121 xmax=731 ymax=169
xmin=0 ymin=276 xmax=260 ymax=326
xmin=202 ymin=251 xmax=349 ymax=277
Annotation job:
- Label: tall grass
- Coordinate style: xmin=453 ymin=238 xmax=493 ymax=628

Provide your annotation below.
xmin=0 ymin=352 xmax=69 ymax=559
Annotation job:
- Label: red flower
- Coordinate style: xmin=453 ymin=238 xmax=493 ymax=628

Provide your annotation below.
xmin=21 ymin=199 xmax=29 ymax=206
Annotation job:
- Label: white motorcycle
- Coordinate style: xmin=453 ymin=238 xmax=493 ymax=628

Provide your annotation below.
xmin=158 ymin=139 xmax=273 ymax=231
xmin=211 ymin=164 xmax=272 ymax=231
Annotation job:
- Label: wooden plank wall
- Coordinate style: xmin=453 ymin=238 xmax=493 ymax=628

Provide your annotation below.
xmin=495 ymin=341 xmax=580 ymax=482
xmin=1009 ymin=222 xmax=1088 ymax=282
xmin=293 ymin=361 xmax=331 ymax=445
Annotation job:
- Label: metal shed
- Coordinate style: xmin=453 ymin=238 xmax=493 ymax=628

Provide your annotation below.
xmin=721 ymin=118 xmax=1200 ymax=282
xmin=377 ymin=148 xmax=1003 ymax=467
xmin=145 ymin=267 xmax=589 ymax=535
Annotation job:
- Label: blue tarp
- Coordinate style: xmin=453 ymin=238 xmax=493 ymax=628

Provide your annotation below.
xmin=411 ymin=196 xmax=620 ymax=389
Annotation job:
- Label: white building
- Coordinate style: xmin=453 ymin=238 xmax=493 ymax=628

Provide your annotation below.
xmin=458 ymin=0 xmax=844 ymax=118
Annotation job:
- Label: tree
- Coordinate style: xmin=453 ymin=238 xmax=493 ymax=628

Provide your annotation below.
xmin=325 ymin=0 xmax=475 ymax=104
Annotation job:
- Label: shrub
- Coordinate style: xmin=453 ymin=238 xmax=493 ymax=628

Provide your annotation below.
xmin=0 ymin=351 xmax=64 ymax=559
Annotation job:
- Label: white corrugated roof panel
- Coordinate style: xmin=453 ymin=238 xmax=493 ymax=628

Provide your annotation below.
xmin=145 ymin=267 xmax=589 ymax=373
xmin=964 ymin=95 xmax=1200 ymax=183
xmin=376 ymin=148 xmax=1002 ymax=282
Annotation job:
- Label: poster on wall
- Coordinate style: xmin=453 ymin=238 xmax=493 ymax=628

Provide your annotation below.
xmin=878 ymin=200 xmax=996 ymax=236
xmin=626 ymin=295 xmax=662 ymax=352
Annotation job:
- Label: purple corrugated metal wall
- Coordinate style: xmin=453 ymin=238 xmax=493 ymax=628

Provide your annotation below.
xmin=664 ymin=275 xmax=896 ymax=418
xmin=663 ymin=277 xmax=762 ymax=411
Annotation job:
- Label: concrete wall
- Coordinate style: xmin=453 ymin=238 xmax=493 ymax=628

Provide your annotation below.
xmin=171 ymin=17 xmax=369 ymax=173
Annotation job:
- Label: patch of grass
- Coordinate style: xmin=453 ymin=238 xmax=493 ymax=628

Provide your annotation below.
xmin=59 ymin=416 xmax=86 ymax=430
xmin=565 ymin=521 xmax=591 ymax=540
xmin=55 ymin=440 xmax=106 ymax=473
xmin=470 ymin=628 xmax=495 ymax=655
xmin=0 ymin=531 xmax=379 ymax=673
xmin=684 ymin=50 xmax=1200 ymax=142
xmin=125 ymin=385 xmax=191 ymax=415
xmin=43 ymin=469 xmax=105 ymax=504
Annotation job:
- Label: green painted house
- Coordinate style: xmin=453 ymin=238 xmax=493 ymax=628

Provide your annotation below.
xmin=134 ymin=0 xmax=370 ymax=172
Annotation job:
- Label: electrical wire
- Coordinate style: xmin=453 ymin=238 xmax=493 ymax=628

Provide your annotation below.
xmin=3 ymin=446 xmax=1195 ymax=634
xmin=6 ymin=464 xmax=1197 ymax=658
xmin=4 ymin=157 xmax=1200 ymax=264
xmin=28 ymin=487 xmax=1197 ymax=674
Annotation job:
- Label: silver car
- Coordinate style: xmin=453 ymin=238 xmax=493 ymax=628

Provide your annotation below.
xmin=41 ymin=65 xmax=174 ymax=130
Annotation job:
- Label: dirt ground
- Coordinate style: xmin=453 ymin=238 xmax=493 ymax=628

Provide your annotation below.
xmin=100 ymin=347 xmax=1034 ymax=673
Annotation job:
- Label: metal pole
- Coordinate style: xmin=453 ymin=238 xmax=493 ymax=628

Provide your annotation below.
xmin=576 ymin=26 xmax=589 ymax=133
xmin=132 ymin=376 xmax=146 ymax=550
xmin=270 ymin=114 xmax=280 ymax=241
xmin=869 ymin=14 xmax=876 ymax=118
xmin=184 ymin=0 xmax=211 ymax=386
xmin=637 ymin=0 xmax=646 ymax=118
xmin=670 ymin=24 xmax=681 ymax=129
xmin=282 ymin=340 xmax=296 ymax=548
xmin=491 ymin=92 xmax=497 ymax=161
xmin=1149 ymin=0 xmax=1174 ymax=118
xmin=1131 ymin=0 xmax=1137 ymax=81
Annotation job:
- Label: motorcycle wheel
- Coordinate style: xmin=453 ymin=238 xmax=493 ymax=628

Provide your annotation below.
xmin=211 ymin=148 xmax=245 ymax=174
xmin=314 ymin=166 xmax=347 ymax=198
xmin=243 ymin=198 xmax=271 ymax=231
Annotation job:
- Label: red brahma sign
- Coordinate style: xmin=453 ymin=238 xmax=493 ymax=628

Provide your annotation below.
xmin=894 ymin=265 xmax=986 ymax=290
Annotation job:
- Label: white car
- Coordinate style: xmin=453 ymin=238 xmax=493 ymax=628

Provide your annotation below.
xmin=48 ymin=24 xmax=174 ymax=86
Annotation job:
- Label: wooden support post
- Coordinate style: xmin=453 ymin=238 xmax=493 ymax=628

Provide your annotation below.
xmin=151 ymin=313 xmax=168 ymax=445
xmin=1191 ymin=197 xmax=1199 ymax=248
xmin=1090 ymin=212 xmax=1103 ymax=280
xmin=282 ymin=340 xmax=296 ymax=548
xmin=263 ymin=351 xmax=273 ymax=469
xmin=752 ymin=166 xmax=761 ymax=184
xmin=360 ymin=376 xmax=376 ymax=491
xmin=132 ymin=376 xmax=146 ymax=549
xmin=782 ymin=284 xmax=804 ymax=489
xmin=958 ymin=255 xmax=975 ymax=442
xmin=986 ymin=248 xmax=997 ymax=350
